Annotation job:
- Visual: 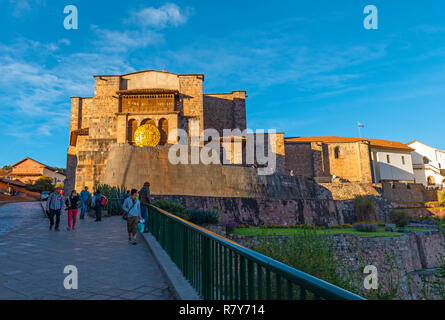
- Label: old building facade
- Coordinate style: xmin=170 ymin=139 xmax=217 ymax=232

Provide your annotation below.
xmin=10 ymin=157 xmax=66 ymax=185
xmin=408 ymin=140 xmax=445 ymax=187
xmin=66 ymin=69 xmax=264 ymax=192
xmin=285 ymin=136 xmax=415 ymax=183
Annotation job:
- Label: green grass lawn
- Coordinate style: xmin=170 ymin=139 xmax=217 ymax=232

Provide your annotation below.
xmin=233 ymin=227 xmax=403 ymax=238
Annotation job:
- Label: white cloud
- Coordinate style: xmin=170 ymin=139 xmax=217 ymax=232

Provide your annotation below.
xmin=129 ymin=3 xmax=190 ymax=29
xmin=94 ymin=29 xmax=163 ymax=52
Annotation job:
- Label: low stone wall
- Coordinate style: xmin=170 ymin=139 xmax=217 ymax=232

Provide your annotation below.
xmin=151 ymin=194 xmax=390 ymax=226
xmin=316 ymin=182 xmax=381 ymax=200
xmin=391 ymin=207 xmax=445 ymax=219
xmin=222 ymin=230 xmax=444 ymax=299
xmin=382 ymin=182 xmax=439 ymax=202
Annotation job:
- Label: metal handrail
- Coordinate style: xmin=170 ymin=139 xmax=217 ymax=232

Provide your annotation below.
xmin=148 ymin=205 xmax=366 ymax=300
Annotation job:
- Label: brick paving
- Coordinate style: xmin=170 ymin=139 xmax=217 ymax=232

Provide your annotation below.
xmin=0 ymin=202 xmax=173 ymax=300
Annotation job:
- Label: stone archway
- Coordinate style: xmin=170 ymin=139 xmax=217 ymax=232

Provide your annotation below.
xmin=427 ymin=176 xmax=435 ymax=186
xmin=141 ymin=118 xmax=156 ymax=126
xmin=128 ymin=119 xmax=138 ymax=145
xmin=158 ymin=118 xmax=168 ymax=145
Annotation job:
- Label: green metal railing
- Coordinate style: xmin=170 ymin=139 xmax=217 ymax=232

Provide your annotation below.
xmin=148 ymin=205 xmax=366 ymax=300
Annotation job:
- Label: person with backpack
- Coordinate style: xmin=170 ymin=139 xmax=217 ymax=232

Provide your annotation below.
xmin=138 ymin=182 xmax=151 ymax=233
xmin=79 ymin=186 xmax=91 ymax=220
xmin=65 ymin=190 xmax=80 ymax=231
xmin=122 ymin=189 xmax=142 ymax=245
xmin=92 ymin=191 xmax=103 ymax=222
xmin=46 ymin=187 xmax=64 ymax=231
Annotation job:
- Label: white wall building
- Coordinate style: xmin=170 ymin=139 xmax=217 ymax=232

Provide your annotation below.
xmin=370 ymin=144 xmax=415 ymax=183
xmin=407 ymin=140 xmax=445 ymax=188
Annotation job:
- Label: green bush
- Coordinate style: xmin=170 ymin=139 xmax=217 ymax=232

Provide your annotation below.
xmin=388 ymin=211 xmax=410 ymax=228
xmin=153 ymin=199 xmax=189 ymax=220
xmin=353 ymin=222 xmax=378 ymax=232
xmin=186 ymin=209 xmax=219 ymax=225
xmin=353 ymin=196 xmax=376 ymax=222
xmin=252 ymin=230 xmax=356 ymax=297
xmin=26 ymin=176 xmax=54 ymax=193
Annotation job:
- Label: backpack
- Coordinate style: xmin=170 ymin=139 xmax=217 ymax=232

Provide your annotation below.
xmin=100 ymin=195 xmax=108 ymax=207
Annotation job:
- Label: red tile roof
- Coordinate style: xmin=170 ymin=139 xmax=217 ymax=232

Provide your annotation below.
xmin=285 ymin=136 xmax=414 ymax=151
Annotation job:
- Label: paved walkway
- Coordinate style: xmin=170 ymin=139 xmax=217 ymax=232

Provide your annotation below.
xmin=0 ymin=202 xmax=173 ymax=300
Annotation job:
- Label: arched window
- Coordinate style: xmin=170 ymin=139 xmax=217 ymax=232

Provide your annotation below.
xmin=334 ymin=147 xmax=340 ymax=159
xmin=127 ymin=119 xmax=138 ymax=145
xmin=427 ymin=176 xmax=435 ymax=186
xmin=141 ymin=118 xmax=156 ymax=126
xmin=158 ymin=118 xmax=168 ymax=145
xmin=423 ymin=156 xmax=430 ymax=164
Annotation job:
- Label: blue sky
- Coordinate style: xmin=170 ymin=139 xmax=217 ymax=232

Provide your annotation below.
xmin=1 ymin=0 xmax=444 ymax=168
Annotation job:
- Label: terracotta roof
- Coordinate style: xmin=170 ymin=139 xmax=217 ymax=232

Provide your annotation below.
xmin=116 ymin=89 xmax=179 ymax=95
xmin=0 ymin=177 xmax=26 ymax=187
xmin=11 ymin=157 xmax=66 ymax=174
xmin=285 ymin=136 xmax=414 ymax=151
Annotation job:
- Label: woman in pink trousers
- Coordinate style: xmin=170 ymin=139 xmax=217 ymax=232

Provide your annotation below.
xmin=66 ymin=190 xmax=80 ymax=231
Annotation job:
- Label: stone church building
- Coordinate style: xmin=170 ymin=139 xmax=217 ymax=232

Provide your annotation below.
xmin=66 ymin=69 xmax=274 ymax=194
xmin=66 ymin=68 xmax=417 ymax=198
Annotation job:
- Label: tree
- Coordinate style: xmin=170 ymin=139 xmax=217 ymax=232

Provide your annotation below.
xmin=27 ymin=176 xmax=54 ymax=193
xmin=2 ymin=165 xmax=12 ymax=171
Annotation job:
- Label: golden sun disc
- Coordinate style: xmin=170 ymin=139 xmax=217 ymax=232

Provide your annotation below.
xmin=134 ymin=124 xmax=161 ymax=147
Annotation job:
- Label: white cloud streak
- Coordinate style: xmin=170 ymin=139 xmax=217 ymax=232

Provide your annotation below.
xmin=129 ymin=3 xmax=190 ymax=29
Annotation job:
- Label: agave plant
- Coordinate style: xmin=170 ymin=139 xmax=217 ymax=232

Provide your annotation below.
xmin=94 ymin=184 xmax=129 ymax=216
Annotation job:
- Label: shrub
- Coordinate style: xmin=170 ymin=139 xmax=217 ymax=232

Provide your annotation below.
xmin=26 ymin=176 xmax=54 ymax=193
xmin=388 ymin=211 xmax=410 ymax=228
xmin=222 ymin=221 xmax=239 ymax=234
xmin=353 ymin=222 xmax=378 ymax=232
xmin=93 ymin=184 xmax=129 ymax=215
xmin=440 ymin=192 xmax=445 ymax=206
xmin=186 ymin=209 xmax=219 ymax=225
xmin=354 ymin=196 xmax=376 ymax=222
xmin=152 ymin=199 xmax=189 ymax=220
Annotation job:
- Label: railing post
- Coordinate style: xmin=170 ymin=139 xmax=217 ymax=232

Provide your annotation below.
xmin=201 ymin=236 xmax=213 ymax=299
xmin=240 ymin=256 xmax=247 ymax=300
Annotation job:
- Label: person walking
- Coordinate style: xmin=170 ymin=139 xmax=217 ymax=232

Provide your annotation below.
xmin=46 ymin=187 xmax=64 ymax=231
xmin=65 ymin=190 xmax=80 ymax=231
xmin=79 ymin=186 xmax=91 ymax=220
xmin=92 ymin=190 xmax=103 ymax=222
xmin=139 ymin=182 xmax=151 ymax=233
xmin=122 ymin=189 xmax=142 ymax=245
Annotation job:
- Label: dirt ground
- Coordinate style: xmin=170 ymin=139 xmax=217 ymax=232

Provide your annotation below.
xmin=0 ymin=193 xmax=40 ymax=207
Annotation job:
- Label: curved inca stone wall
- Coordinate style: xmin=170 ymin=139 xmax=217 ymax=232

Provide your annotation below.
xmin=102 ymin=143 xmax=316 ymax=199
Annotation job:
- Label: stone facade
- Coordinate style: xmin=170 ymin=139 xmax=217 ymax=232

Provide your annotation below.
xmin=285 ymin=140 xmax=373 ymax=183
xmin=285 ymin=137 xmax=415 ymax=184
xmin=66 ymin=70 xmax=260 ymax=192
xmin=152 ymin=194 xmax=358 ymax=226
xmin=381 ymin=182 xmax=439 ymax=202
xmin=10 ymin=157 xmax=66 ymax=185
xmin=103 ymin=144 xmax=307 ymax=199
